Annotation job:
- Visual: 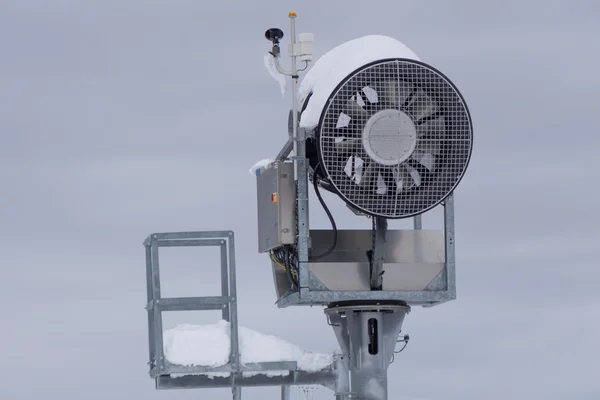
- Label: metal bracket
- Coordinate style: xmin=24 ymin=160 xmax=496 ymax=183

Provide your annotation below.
xmin=370 ymin=217 xmax=387 ymax=290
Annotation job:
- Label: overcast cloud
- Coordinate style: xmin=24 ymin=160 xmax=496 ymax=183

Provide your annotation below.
xmin=1 ymin=1 xmax=599 ymax=399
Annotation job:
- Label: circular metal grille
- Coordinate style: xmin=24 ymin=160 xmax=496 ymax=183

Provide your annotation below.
xmin=316 ymin=58 xmax=473 ymax=219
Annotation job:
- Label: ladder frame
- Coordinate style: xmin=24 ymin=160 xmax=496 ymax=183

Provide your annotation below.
xmin=143 ymin=230 xmax=339 ymax=398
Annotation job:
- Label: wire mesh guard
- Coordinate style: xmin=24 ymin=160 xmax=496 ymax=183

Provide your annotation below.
xmin=317 ymin=58 xmax=473 ymax=218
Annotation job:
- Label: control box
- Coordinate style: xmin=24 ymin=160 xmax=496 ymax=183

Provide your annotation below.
xmin=256 ymin=161 xmax=296 ymax=253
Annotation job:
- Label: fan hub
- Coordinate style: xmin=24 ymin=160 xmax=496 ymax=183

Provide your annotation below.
xmin=361 ymin=109 xmax=417 ymax=166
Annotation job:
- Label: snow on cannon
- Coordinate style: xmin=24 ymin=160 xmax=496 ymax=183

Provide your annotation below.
xmin=253 ymin=12 xmax=473 ymax=400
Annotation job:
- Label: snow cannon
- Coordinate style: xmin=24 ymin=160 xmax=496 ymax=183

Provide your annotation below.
xmin=254 ymin=14 xmax=473 ymax=400
xmin=298 ymin=36 xmax=473 ymax=220
xmin=256 ymin=29 xmax=472 ymax=304
xmin=141 ymin=13 xmax=473 ymax=400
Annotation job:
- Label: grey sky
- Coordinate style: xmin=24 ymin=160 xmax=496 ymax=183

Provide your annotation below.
xmin=1 ymin=1 xmax=599 ymax=399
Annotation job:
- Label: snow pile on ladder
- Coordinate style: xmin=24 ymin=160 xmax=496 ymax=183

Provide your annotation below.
xmin=164 ymin=320 xmax=333 ymax=377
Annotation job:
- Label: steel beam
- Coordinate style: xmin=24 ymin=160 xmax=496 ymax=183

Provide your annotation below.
xmin=156 ymin=369 xmax=336 ymax=390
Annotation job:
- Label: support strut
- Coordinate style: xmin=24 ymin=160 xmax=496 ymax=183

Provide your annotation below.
xmin=370 ymin=217 xmax=388 ymax=290
xmin=325 ymin=303 xmax=409 ymax=400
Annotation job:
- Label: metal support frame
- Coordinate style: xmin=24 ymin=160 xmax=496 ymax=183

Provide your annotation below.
xmin=144 ymin=232 xmax=240 ymax=381
xmin=144 ymin=230 xmax=338 ymax=399
xmin=326 ymin=304 xmax=410 ymax=400
xmin=271 ymin=13 xmax=311 ymax=293
xmin=296 ymin=126 xmax=311 ymax=291
xmin=267 ymin=143 xmax=458 ymax=307
xmin=413 ymin=215 xmax=422 ymax=230
xmin=156 ymin=369 xmax=337 ymax=390
xmin=370 ymin=217 xmax=388 ymax=290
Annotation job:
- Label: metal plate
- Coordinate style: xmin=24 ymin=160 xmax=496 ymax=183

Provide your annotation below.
xmin=308 ymin=229 xmax=445 ymax=291
xmin=256 ymin=162 xmax=296 ymax=252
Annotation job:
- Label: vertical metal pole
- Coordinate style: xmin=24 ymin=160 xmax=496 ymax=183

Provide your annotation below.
xmin=348 ymin=311 xmax=389 ymax=400
xmin=145 ymin=243 xmax=156 ymax=369
xmin=370 ymin=217 xmax=387 ymax=290
xmin=290 ymin=12 xmax=298 ymax=180
xmin=443 ymin=193 xmax=456 ymax=297
xmin=289 ymin=12 xmax=311 ymax=292
xmin=220 ymin=241 xmax=230 ymax=321
xmin=327 ymin=305 xmax=409 ymax=400
xmin=227 ymin=232 xmax=240 ymax=370
xmin=413 ymin=215 xmax=422 ymax=230
xmin=281 ymin=385 xmax=291 ymax=400
xmin=297 ymin=126 xmax=310 ymax=291
xmin=150 ymin=235 xmax=165 ymax=373
xmin=334 ymin=356 xmax=350 ymax=400
xmin=227 ymin=232 xmax=241 ymax=400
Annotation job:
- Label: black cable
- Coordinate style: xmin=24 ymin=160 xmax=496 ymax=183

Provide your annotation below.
xmin=285 ymin=246 xmax=299 ymax=288
xmin=394 ymin=335 xmax=410 ymax=354
xmin=390 ymin=334 xmax=410 ymax=364
xmin=310 ymin=163 xmax=338 ymax=260
xmin=394 ymin=341 xmax=409 ymax=354
xmin=273 ymin=247 xmax=297 ymax=289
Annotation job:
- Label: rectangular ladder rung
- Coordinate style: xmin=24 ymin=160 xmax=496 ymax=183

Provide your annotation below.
xmin=157 ymin=239 xmax=224 ymax=247
xmin=147 ymin=296 xmax=232 ymax=312
xmin=150 ymin=361 xmax=299 ymax=378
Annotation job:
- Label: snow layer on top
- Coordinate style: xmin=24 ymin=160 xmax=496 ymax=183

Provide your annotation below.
xmin=248 ymin=158 xmax=276 ymax=176
xmin=163 ymin=320 xmax=334 ymax=377
xmin=297 ymin=35 xmax=420 ymax=129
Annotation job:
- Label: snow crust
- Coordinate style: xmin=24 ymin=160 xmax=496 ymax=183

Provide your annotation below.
xmin=264 ymin=53 xmax=286 ymax=97
xmin=248 ymin=158 xmax=275 ymax=176
xmin=163 ymin=320 xmax=333 ymax=377
xmin=297 ymin=35 xmax=420 ymax=129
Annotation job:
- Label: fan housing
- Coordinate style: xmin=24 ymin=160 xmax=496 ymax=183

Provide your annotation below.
xmin=306 ymin=58 xmax=473 ymax=219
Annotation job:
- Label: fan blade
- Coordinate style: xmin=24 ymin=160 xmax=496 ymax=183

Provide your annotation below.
xmin=392 ymin=164 xmax=415 ymax=192
xmin=376 ymin=171 xmax=388 ymax=195
xmin=397 ymin=81 xmax=414 ymax=107
xmin=335 ymin=112 xmax=351 ymax=129
xmin=380 ymin=169 xmax=399 ymax=195
xmin=335 ymin=138 xmax=363 ymax=156
xmin=411 ymin=150 xmax=436 ymax=171
xmin=361 ymin=86 xmax=379 ymax=105
xmin=358 ymin=162 xmax=377 ymax=188
xmin=404 ymin=89 xmax=437 ymax=121
xmin=373 ymin=81 xmax=398 ymax=108
xmin=416 ymin=111 xmax=443 ymax=125
xmin=404 ymin=163 xmax=422 ymax=187
xmin=345 ymin=97 xmax=369 ymax=121
xmin=344 ymin=155 xmax=364 ymax=181
xmin=415 ymin=139 xmax=441 ymax=156
xmin=416 ymin=116 xmax=445 ymax=139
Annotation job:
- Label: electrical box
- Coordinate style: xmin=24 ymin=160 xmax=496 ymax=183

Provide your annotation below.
xmin=256 ymin=161 xmax=296 ymax=253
